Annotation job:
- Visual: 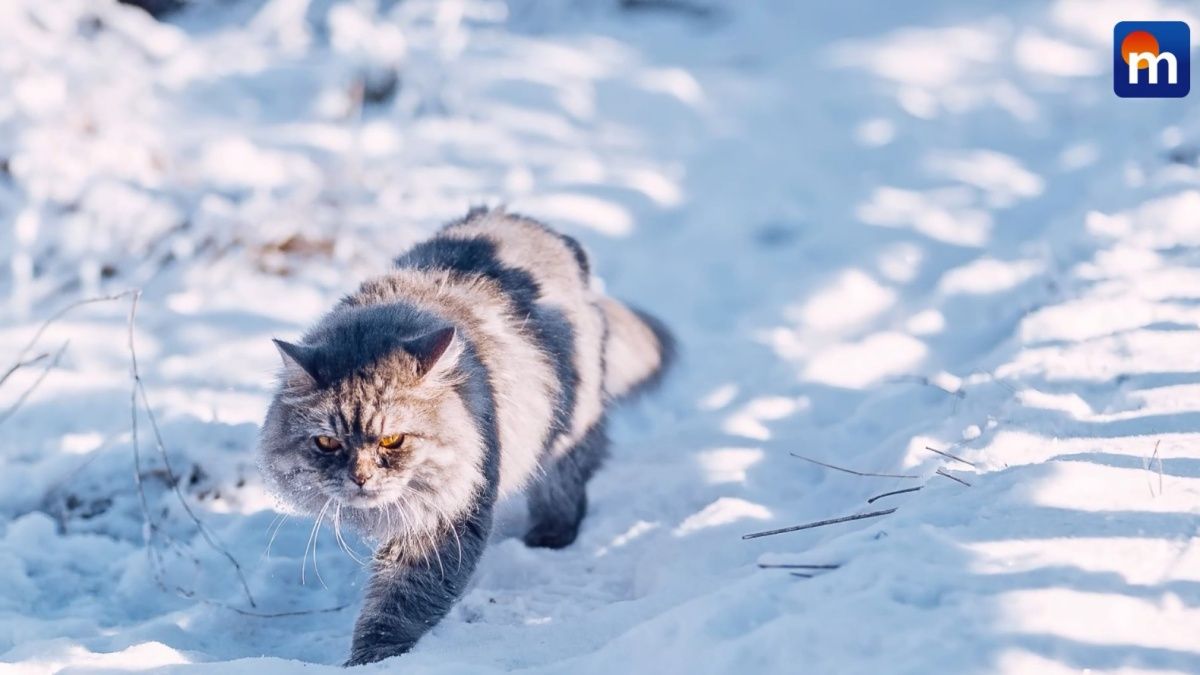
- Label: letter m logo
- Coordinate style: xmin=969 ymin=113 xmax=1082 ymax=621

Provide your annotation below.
xmin=1114 ymin=21 xmax=1190 ymax=98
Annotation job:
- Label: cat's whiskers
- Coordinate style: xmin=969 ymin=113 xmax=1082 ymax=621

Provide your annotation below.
xmin=312 ymin=499 xmax=333 ymax=589
xmin=382 ymin=500 xmax=394 ymax=537
xmin=302 ymin=498 xmax=332 ymax=587
xmin=395 ymin=501 xmax=436 ymax=574
xmin=263 ymin=513 xmax=290 ymax=561
xmin=428 ymin=526 xmax=445 ymax=581
xmin=334 ymin=503 xmax=368 ymax=566
xmin=412 ymin=491 xmax=463 ymax=570
xmin=405 ymin=498 xmax=446 ymax=581
xmin=264 ymin=511 xmax=285 ymax=536
xmin=432 ymin=498 xmax=464 ymax=571
xmin=332 ymin=503 xmax=348 ymax=558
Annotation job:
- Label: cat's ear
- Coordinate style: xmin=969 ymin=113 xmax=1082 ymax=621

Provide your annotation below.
xmin=403 ymin=326 xmax=456 ymax=377
xmin=273 ymin=339 xmax=323 ymax=385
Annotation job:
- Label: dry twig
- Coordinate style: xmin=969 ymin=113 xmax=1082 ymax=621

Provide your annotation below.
xmin=925 ymin=446 xmax=977 ymax=468
xmin=935 ymin=468 xmax=972 ymax=487
xmin=7 ymin=289 xmax=342 ymax=618
xmin=128 ymin=291 xmax=169 ymax=593
xmin=1143 ymin=440 xmax=1164 ymax=497
xmin=742 ymin=508 xmax=897 ymax=540
xmin=122 ymin=290 xmax=345 ymax=617
xmin=0 ymin=292 xmax=138 ymax=424
xmin=0 ymin=341 xmax=69 ymax=426
xmin=176 ymin=587 xmax=352 ymax=618
xmin=0 ymin=288 xmax=140 ymax=420
xmin=6 ymin=291 xmax=136 ymax=381
xmin=0 ymin=351 xmax=50 ymax=391
xmin=790 ymin=452 xmax=919 ymax=479
xmin=757 ymin=563 xmax=840 ymax=570
xmin=1156 ymin=441 xmax=1165 ymax=496
xmin=866 ymin=486 xmax=923 ymax=504
xmin=126 ymin=291 xmax=258 ymax=607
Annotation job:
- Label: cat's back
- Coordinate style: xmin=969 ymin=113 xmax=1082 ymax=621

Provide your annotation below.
xmin=404 ymin=208 xmax=591 ymax=304
xmin=351 ymin=209 xmax=606 ymax=495
xmin=404 ymin=208 xmax=608 ymax=455
xmin=432 ymin=210 xmax=609 ymax=455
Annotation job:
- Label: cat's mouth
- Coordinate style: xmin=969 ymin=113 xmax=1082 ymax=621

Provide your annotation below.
xmin=338 ymin=489 xmax=388 ymax=508
xmin=326 ymin=471 xmax=415 ymax=509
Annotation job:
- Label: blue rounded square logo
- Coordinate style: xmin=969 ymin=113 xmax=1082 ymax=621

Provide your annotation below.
xmin=1114 ymin=21 xmax=1190 ymax=98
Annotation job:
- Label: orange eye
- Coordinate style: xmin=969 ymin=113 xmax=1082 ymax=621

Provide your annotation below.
xmin=378 ymin=434 xmax=405 ymax=450
xmin=314 ymin=435 xmax=342 ymax=452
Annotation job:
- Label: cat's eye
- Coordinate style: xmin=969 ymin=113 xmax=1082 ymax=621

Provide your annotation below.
xmin=378 ymin=434 xmax=405 ymax=450
xmin=313 ymin=435 xmax=342 ymax=452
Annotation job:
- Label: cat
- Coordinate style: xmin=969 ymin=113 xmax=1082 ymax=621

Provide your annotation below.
xmin=258 ymin=207 xmax=673 ymax=665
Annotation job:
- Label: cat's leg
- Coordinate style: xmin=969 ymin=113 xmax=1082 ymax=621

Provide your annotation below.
xmin=346 ymin=498 xmax=493 ymax=666
xmin=524 ymin=420 xmax=608 ymax=549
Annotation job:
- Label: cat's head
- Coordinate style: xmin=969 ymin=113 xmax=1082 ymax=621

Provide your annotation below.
xmin=258 ymin=305 xmax=485 ymax=526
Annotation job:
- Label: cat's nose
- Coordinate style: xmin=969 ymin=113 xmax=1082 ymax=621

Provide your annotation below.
xmin=349 ymin=467 xmax=370 ymax=487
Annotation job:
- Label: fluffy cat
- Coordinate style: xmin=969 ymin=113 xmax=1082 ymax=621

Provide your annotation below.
xmin=258 ymin=208 xmax=673 ymax=665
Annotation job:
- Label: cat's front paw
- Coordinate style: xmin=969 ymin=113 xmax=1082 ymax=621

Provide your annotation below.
xmin=346 ymin=629 xmax=416 ymax=667
xmin=523 ymin=520 xmax=579 ymax=549
xmin=344 ymin=647 xmax=397 ymax=667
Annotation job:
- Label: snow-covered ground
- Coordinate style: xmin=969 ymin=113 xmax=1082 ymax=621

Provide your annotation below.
xmin=3 ymin=0 xmax=1200 ymax=672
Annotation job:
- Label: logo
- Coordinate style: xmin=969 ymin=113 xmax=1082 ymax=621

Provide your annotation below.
xmin=1114 ymin=21 xmax=1190 ymax=97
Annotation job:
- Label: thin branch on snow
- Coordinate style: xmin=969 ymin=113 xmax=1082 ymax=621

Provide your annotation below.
xmin=0 ymin=290 xmax=141 ymax=425
xmin=1143 ymin=440 xmax=1164 ymax=497
xmin=175 ymin=587 xmax=353 ymax=618
xmin=742 ymin=508 xmax=896 ymax=540
xmin=6 ymin=290 xmax=137 ymax=381
xmin=0 ymin=351 xmax=50 ymax=391
xmin=0 ymin=291 xmax=138 ymax=422
xmin=128 ymin=290 xmax=171 ymax=595
xmin=924 ymin=445 xmax=977 ymax=468
xmin=866 ymin=486 xmax=923 ymax=504
xmin=0 ymin=341 xmax=69 ymax=426
xmin=126 ymin=290 xmax=258 ymax=608
xmin=757 ymin=563 xmax=840 ymax=570
xmin=122 ymin=290 xmax=344 ymax=618
xmin=789 ymin=452 xmax=920 ymax=479
xmin=1152 ymin=439 xmax=1161 ymax=497
xmin=935 ymin=468 xmax=971 ymax=487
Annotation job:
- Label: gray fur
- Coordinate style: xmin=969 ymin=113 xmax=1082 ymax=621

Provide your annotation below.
xmin=257 ymin=208 xmax=672 ymax=665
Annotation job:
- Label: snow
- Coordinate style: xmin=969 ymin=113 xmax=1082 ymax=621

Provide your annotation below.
xmin=2 ymin=0 xmax=1200 ymax=673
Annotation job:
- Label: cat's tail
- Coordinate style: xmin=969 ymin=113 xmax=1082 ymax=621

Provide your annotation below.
xmin=600 ymin=297 xmax=675 ymax=403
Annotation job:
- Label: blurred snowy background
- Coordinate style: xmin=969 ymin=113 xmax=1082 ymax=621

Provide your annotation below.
xmin=3 ymin=0 xmax=1200 ymax=672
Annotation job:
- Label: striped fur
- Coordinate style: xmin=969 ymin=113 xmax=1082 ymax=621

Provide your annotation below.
xmin=257 ymin=208 xmax=672 ymax=665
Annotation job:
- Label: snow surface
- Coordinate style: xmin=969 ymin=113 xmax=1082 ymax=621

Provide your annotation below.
xmin=3 ymin=0 xmax=1200 ymax=673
